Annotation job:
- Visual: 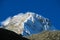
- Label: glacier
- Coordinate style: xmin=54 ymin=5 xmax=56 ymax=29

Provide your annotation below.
xmin=0 ymin=12 xmax=56 ymax=36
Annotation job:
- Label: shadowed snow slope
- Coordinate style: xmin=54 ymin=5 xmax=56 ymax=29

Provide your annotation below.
xmin=1 ymin=12 xmax=55 ymax=36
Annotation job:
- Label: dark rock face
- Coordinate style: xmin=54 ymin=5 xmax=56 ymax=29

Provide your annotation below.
xmin=0 ymin=28 xmax=29 ymax=40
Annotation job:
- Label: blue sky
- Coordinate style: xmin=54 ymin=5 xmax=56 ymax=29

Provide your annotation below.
xmin=0 ymin=0 xmax=60 ymax=29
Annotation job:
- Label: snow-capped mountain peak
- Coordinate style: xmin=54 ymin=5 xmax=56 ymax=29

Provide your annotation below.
xmin=0 ymin=12 xmax=54 ymax=36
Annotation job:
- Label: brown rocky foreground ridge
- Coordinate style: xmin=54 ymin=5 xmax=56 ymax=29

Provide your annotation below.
xmin=27 ymin=31 xmax=60 ymax=40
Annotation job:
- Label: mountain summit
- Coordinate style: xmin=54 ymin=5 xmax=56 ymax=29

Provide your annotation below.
xmin=1 ymin=12 xmax=55 ymax=36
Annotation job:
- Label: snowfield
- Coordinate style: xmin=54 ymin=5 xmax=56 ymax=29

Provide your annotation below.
xmin=1 ymin=12 xmax=55 ymax=36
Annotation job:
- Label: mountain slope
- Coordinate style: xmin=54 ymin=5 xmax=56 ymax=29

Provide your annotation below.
xmin=27 ymin=31 xmax=60 ymax=40
xmin=1 ymin=12 xmax=55 ymax=36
